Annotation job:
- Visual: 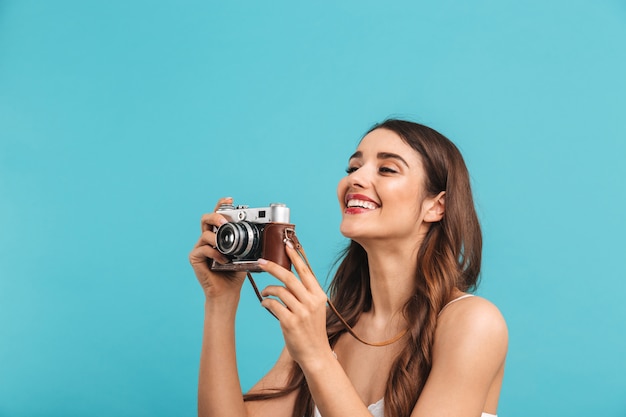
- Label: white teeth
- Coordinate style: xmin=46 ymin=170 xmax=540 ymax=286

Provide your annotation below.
xmin=346 ymin=199 xmax=378 ymax=209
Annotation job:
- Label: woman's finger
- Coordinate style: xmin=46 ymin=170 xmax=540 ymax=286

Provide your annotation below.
xmin=261 ymin=285 xmax=301 ymax=312
xmin=199 ymin=197 xmax=234 ymax=233
xmin=201 ymin=212 xmax=229 ymax=233
xmin=194 ymin=229 xmax=215 ymax=248
xmin=260 ymin=297 xmax=290 ymax=322
xmin=190 ymin=240 xmax=230 ymax=265
xmin=257 ymin=258 xmax=309 ymax=301
xmin=284 ymin=243 xmax=322 ymax=292
xmin=213 ymin=196 xmax=233 ymax=212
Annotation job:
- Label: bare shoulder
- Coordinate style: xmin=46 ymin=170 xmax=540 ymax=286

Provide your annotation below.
xmin=434 ymin=295 xmax=508 ymax=361
xmin=411 ymin=296 xmax=508 ymax=416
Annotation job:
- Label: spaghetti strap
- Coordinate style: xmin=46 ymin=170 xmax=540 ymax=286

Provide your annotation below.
xmin=438 ymin=294 xmax=475 ymax=316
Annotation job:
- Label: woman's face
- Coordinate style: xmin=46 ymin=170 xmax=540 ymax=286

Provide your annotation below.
xmin=337 ymin=128 xmax=434 ymax=246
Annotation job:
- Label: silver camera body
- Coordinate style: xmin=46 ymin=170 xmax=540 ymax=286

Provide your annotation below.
xmin=211 ymin=203 xmax=292 ymax=272
xmin=215 ymin=203 xmax=290 ymax=225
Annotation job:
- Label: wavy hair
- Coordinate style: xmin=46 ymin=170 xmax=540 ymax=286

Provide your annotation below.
xmin=244 ymin=119 xmax=482 ymax=417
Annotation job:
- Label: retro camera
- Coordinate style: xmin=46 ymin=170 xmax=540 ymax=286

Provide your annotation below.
xmin=210 ymin=202 xmax=294 ymax=272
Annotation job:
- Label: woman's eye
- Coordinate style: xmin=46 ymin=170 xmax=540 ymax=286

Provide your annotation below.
xmin=346 ymin=166 xmax=358 ymax=174
xmin=379 ymin=167 xmax=397 ymax=174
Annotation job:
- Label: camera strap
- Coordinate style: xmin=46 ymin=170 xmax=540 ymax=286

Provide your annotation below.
xmin=246 ymin=230 xmax=408 ymax=348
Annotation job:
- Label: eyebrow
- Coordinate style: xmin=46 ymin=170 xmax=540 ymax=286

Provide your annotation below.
xmin=349 ymin=151 xmax=410 ymax=168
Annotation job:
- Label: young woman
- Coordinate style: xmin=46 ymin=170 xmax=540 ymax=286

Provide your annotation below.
xmin=189 ymin=119 xmax=508 ymax=417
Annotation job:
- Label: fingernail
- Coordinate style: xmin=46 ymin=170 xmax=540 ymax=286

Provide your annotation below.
xmin=257 ymin=258 xmax=268 ymax=265
xmin=284 ymin=239 xmax=294 ymax=249
xmin=218 ymin=217 xmax=228 ymax=225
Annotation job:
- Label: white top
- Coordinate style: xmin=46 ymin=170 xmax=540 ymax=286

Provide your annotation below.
xmin=438 ymin=293 xmax=475 ymax=316
xmin=313 ymin=399 xmax=497 ymax=417
xmin=312 ymin=398 xmax=383 ymax=417
xmin=313 ymin=294 xmax=498 ymax=416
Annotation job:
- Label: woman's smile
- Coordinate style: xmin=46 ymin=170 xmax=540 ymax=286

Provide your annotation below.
xmin=344 ymin=193 xmax=380 ymax=214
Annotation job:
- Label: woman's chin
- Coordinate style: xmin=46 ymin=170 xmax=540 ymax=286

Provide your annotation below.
xmin=339 ymin=224 xmax=367 ymax=243
xmin=339 ymin=226 xmax=355 ymax=240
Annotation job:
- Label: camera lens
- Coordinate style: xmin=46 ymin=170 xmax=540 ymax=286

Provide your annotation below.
xmin=215 ymin=221 xmax=261 ymax=258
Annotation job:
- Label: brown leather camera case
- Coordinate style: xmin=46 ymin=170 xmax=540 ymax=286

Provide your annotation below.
xmin=210 ymin=223 xmax=294 ymax=273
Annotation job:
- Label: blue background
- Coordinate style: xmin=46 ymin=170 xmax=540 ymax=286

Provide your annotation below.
xmin=1 ymin=1 xmax=625 ymax=416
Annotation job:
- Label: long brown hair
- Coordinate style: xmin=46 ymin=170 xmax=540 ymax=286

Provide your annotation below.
xmin=244 ymin=119 xmax=482 ymax=417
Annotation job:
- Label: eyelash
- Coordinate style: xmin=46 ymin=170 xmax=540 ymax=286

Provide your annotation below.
xmin=345 ymin=166 xmax=398 ymax=174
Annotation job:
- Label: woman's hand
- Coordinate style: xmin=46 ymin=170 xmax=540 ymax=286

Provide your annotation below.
xmin=189 ymin=197 xmax=246 ymax=299
xmin=258 ymin=241 xmax=331 ymax=368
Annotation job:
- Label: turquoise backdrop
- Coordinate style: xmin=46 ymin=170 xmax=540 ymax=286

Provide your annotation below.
xmin=1 ymin=1 xmax=625 ymax=416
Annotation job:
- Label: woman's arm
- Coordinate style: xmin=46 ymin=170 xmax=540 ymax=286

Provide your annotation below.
xmin=197 ymin=293 xmax=247 ymax=417
xmin=198 ymin=304 xmax=300 ymax=417
xmin=259 ymin=245 xmax=384 ymax=417
xmin=190 ymin=197 xmax=248 ymax=417
xmin=191 ymin=198 xmax=302 ymax=417
xmin=244 ymin=347 xmax=299 ymax=416
xmin=411 ymin=296 xmax=509 ymax=417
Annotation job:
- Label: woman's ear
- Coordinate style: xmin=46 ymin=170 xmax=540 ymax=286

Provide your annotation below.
xmin=423 ymin=191 xmax=445 ymax=223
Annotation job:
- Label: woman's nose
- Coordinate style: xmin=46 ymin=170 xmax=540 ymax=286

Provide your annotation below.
xmin=347 ymin=167 xmax=371 ymax=189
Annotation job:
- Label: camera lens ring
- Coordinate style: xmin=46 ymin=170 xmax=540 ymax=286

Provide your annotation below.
xmin=239 ymin=221 xmax=257 ymax=258
xmin=215 ymin=221 xmax=261 ymax=259
xmin=215 ymin=223 xmax=242 ymax=255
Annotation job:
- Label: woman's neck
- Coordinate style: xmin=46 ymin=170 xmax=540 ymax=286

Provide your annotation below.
xmin=361 ymin=240 xmax=421 ymax=320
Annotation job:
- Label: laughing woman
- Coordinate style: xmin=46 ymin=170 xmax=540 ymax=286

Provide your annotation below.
xmin=189 ymin=119 xmax=508 ymax=417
